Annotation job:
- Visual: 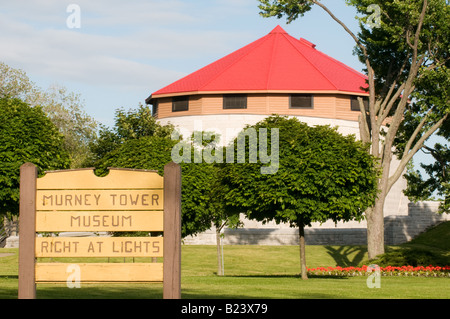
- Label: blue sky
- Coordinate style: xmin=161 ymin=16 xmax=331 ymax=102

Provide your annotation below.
xmin=2 ymin=0 xmax=445 ymax=188
xmin=0 ymin=0 xmax=363 ymax=127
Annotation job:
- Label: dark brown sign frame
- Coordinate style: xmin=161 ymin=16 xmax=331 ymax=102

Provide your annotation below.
xmin=18 ymin=162 xmax=181 ymax=299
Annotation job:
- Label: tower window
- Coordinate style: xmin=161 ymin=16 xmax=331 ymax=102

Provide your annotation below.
xmin=172 ymin=96 xmax=189 ymax=112
xmin=290 ymin=94 xmax=314 ymax=108
xmin=152 ymin=100 xmax=158 ymax=117
xmin=223 ymin=94 xmax=247 ymax=109
xmin=351 ymin=96 xmax=369 ymax=111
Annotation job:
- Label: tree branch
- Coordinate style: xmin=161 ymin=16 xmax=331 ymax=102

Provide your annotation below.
xmin=378 ymin=82 xmax=407 ymax=127
xmin=411 ymin=0 xmax=428 ymax=63
xmin=358 ymin=97 xmax=371 ymax=143
xmin=312 ymin=0 xmax=368 ymax=59
xmin=378 ymin=58 xmax=408 ymax=119
xmin=403 ymin=107 xmax=433 ymax=156
xmin=388 ymin=113 xmax=449 ymax=192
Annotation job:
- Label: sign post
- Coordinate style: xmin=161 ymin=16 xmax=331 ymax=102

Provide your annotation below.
xmin=18 ymin=162 xmax=182 ymax=299
xmin=18 ymin=163 xmax=37 ymax=299
xmin=163 ymin=162 xmax=182 ymax=299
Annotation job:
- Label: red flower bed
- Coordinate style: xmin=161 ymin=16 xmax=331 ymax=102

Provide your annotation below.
xmin=307 ymin=265 xmax=450 ymax=277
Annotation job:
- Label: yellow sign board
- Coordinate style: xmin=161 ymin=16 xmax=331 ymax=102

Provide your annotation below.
xmin=35 ymin=237 xmax=163 ymax=258
xmin=19 ymin=163 xmax=181 ymax=299
xmin=35 ymin=263 xmax=163 ymax=283
xmin=36 ymin=168 xmax=164 ymax=190
xmin=36 ymin=211 xmax=163 ymax=232
xmin=36 ymin=190 xmax=163 ymax=211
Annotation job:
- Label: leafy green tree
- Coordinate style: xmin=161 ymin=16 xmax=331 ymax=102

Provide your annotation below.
xmin=190 ymin=131 xmax=242 ymax=276
xmin=0 ymin=62 xmax=38 ymax=102
xmin=90 ymin=106 xmax=235 ymax=241
xmin=94 ymin=135 xmax=231 ymax=239
xmin=0 ymin=97 xmax=70 ymax=216
xmin=398 ymin=65 xmax=449 ymax=213
xmin=403 ymin=123 xmax=449 ymax=214
xmin=258 ymin=0 xmax=450 ymax=259
xmin=40 ymin=85 xmax=98 ymax=168
xmin=88 ymin=104 xmax=173 ymax=165
xmin=222 ymin=116 xmax=378 ymax=279
xmin=0 ymin=62 xmax=98 ymax=168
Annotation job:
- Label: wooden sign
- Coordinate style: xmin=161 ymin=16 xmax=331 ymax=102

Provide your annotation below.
xmin=18 ymin=163 xmax=181 ymax=299
xmin=35 ymin=237 xmax=163 ymax=258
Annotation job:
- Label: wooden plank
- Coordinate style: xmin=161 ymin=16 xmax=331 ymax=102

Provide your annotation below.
xmin=36 ymin=211 xmax=163 ymax=232
xmin=35 ymin=237 xmax=163 ymax=258
xmin=18 ymin=163 xmax=37 ymax=299
xmin=37 ymin=168 xmax=163 ymax=190
xmin=35 ymin=263 xmax=163 ymax=282
xmin=163 ymin=162 xmax=182 ymax=299
xmin=36 ymin=189 xmax=163 ymax=211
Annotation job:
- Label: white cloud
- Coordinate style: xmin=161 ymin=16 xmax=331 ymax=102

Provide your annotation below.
xmin=0 ymin=0 xmax=363 ymax=124
xmin=0 ymin=0 xmax=257 ymax=90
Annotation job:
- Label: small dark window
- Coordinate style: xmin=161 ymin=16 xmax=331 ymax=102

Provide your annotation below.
xmin=172 ymin=96 xmax=189 ymax=112
xmin=151 ymin=100 xmax=158 ymax=117
xmin=351 ymin=96 xmax=369 ymax=111
xmin=290 ymin=94 xmax=313 ymax=108
xmin=223 ymin=94 xmax=247 ymax=109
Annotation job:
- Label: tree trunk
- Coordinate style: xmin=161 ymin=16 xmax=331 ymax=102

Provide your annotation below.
xmin=366 ymin=203 xmax=385 ymax=260
xmin=298 ymin=223 xmax=308 ymax=280
xmin=216 ymin=228 xmax=224 ymax=276
xmin=366 ymin=164 xmax=390 ymax=259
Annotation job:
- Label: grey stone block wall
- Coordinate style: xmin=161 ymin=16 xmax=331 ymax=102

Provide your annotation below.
xmin=184 ymin=201 xmax=448 ymax=246
xmin=384 ymin=202 xmax=449 ymax=245
xmin=6 ymin=202 xmax=448 ymax=248
xmin=184 ymin=227 xmax=368 ymax=246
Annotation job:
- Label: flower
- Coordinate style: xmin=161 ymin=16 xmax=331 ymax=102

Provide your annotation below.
xmin=306 ymin=265 xmax=450 ymax=277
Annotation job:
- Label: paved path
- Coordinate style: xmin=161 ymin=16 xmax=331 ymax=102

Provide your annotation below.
xmin=0 ymin=253 xmax=15 ymax=257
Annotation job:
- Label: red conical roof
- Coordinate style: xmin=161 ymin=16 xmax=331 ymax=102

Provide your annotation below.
xmin=151 ymin=26 xmax=368 ymax=97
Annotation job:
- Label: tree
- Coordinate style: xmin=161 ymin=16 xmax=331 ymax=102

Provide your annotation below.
xmin=222 ymin=116 xmax=378 ymax=279
xmin=0 ymin=62 xmax=98 ymax=168
xmin=403 ymin=120 xmax=449 ymax=213
xmin=399 ymin=63 xmax=449 ymax=213
xmin=88 ymin=104 xmax=173 ymax=165
xmin=0 ymin=62 xmax=38 ymax=102
xmin=89 ymin=105 xmax=237 ymax=242
xmin=189 ymin=130 xmax=242 ymax=276
xmin=0 ymin=97 xmax=70 ymax=216
xmin=258 ymin=0 xmax=450 ymax=259
xmin=39 ymin=85 xmax=98 ymax=168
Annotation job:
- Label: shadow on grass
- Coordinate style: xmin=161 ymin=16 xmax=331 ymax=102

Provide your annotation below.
xmin=180 ymin=289 xmax=340 ymax=299
xmin=324 ymin=245 xmax=367 ymax=267
xmin=36 ymin=284 xmax=164 ymax=299
xmin=222 ymin=274 xmax=349 ymax=280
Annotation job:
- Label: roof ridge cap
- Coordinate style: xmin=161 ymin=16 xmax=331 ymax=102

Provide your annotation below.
xmin=265 ymin=30 xmax=280 ymax=90
xmin=270 ymin=25 xmax=287 ymax=34
xmin=283 ymin=33 xmax=338 ymax=90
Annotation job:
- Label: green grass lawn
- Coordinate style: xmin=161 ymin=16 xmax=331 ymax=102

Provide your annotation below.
xmin=1 ymin=244 xmax=448 ymax=299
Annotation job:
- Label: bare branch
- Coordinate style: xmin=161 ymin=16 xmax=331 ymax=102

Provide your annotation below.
xmin=412 ymin=0 xmax=428 ymax=63
xmin=358 ymin=97 xmax=371 ymax=143
xmin=387 ymin=113 xmax=449 ymax=191
xmin=379 ymin=58 xmax=408 ymax=116
xmin=406 ymin=29 xmax=415 ymax=51
xmin=312 ymin=1 xmax=368 ymax=59
xmin=378 ymin=82 xmax=407 ymax=127
xmin=403 ymin=107 xmax=433 ymax=156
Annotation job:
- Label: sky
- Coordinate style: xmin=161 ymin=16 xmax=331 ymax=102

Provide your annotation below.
xmin=2 ymin=0 xmax=446 ymax=191
xmin=0 ymin=0 xmax=364 ymax=127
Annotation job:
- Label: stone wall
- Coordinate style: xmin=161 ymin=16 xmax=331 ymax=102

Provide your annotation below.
xmin=384 ymin=201 xmax=449 ymax=245
xmin=183 ymin=228 xmax=369 ymax=246
xmin=183 ymin=201 xmax=448 ymax=246
xmin=6 ymin=202 xmax=448 ymax=248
